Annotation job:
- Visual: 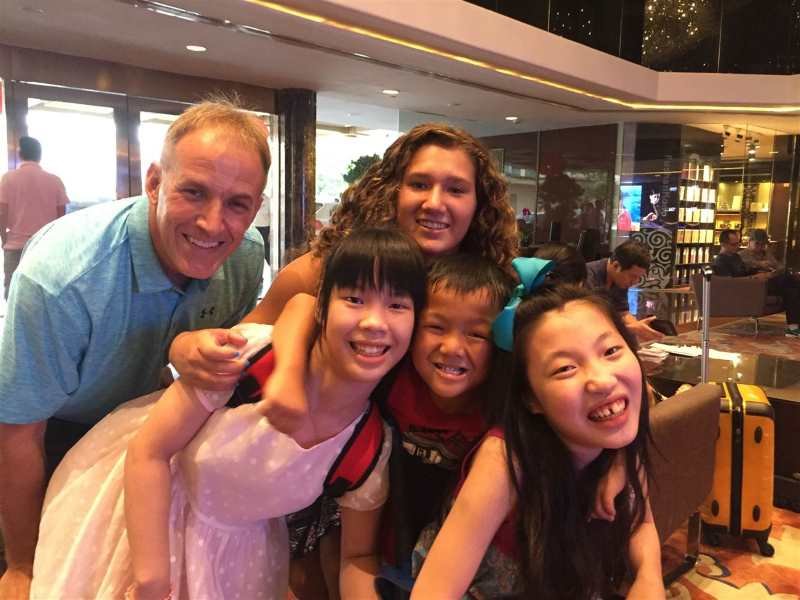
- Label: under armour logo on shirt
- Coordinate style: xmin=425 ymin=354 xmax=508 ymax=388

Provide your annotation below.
xmin=200 ymin=306 xmax=216 ymax=319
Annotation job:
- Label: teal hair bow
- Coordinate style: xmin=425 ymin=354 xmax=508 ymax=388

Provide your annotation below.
xmin=491 ymin=257 xmax=555 ymax=352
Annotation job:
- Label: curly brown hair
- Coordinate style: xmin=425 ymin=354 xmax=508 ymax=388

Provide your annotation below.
xmin=312 ymin=123 xmax=518 ymax=272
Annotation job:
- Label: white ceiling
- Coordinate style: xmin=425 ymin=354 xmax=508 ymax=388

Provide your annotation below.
xmin=1 ymin=0 xmax=798 ymax=136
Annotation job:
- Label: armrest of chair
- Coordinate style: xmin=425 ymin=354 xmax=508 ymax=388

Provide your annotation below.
xmin=648 ymin=383 xmax=720 ymax=543
xmin=691 ymin=274 xmax=769 ymax=316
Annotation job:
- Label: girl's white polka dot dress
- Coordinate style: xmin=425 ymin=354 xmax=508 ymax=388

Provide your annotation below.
xmin=31 ymin=324 xmax=391 ymax=599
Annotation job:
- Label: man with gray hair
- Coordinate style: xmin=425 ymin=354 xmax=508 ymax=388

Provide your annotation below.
xmin=0 ymin=99 xmax=268 ymax=597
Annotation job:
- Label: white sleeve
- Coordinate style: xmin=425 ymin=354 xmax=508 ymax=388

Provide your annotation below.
xmin=336 ymin=422 xmax=393 ymax=511
xmin=191 ymin=323 xmax=274 ymax=412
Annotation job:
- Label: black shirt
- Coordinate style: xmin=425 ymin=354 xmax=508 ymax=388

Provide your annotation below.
xmin=712 ymin=252 xmax=754 ymax=278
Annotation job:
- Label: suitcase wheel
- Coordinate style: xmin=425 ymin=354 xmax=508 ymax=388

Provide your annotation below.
xmin=757 ymin=539 xmax=775 ymax=557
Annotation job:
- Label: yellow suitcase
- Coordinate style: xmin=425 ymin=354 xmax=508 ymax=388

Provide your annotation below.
xmin=700 ymin=382 xmax=775 ymax=556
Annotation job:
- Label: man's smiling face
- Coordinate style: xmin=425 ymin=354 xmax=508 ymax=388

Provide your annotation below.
xmin=146 ymin=126 xmax=265 ymax=288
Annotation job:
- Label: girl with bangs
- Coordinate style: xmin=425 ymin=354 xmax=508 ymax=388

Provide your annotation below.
xmin=31 ymin=228 xmax=426 ymax=600
xmin=412 ymin=285 xmax=664 ymax=600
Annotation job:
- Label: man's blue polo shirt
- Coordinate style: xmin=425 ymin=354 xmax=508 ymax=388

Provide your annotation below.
xmin=0 ymin=197 xmax=263 ymax=425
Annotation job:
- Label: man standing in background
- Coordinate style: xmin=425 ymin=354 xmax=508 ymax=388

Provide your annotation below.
xmin=0 ymin=137 xmax=68 ymax=299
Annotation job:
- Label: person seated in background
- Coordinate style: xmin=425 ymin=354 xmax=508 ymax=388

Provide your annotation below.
xmin=585 ymin=240 xmax=663 ymax=343
xmin=522 ymin=243 xmax=587 ymax=285
xmin=739 ymin=229 xmax=782 ymax=274
xmin=713 ymin=229 xmax=800 ymax=336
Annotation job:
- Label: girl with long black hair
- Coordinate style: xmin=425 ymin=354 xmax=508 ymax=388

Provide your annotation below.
xmin=411 ymin=284 xmax=663 ymax=599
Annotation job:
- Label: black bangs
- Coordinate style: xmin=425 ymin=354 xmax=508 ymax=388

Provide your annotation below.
xmin=317 ymin=228 xmax=427 ymax=329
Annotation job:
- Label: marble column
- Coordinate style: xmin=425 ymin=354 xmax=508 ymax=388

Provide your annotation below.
xmin=277 ymin=88 xmax=316 ymax=266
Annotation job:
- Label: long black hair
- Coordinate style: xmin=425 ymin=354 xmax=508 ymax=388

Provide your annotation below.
xmin=500 ymin=285 xmax=650 ymax=599
xmin=314 ymin=227 xmax=427 ymax=340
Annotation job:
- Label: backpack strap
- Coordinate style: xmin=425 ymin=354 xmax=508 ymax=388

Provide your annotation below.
xmin=228 ymin=345 xmax=385 ymax=497
xmin=227 ymin=344 xmax=274 ymax=408
xmin=324 ymin=400 xmax=385 ymax=498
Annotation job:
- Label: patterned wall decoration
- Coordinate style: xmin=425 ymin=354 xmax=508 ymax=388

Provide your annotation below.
xmin=631 ymin=228 xmax=674 ymax=289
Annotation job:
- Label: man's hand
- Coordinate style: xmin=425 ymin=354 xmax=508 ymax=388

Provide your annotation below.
xmin=260 ymin=364 xmax=309 ymax=436
xmin=168 ymin=329 xmax=248 ymax=391
xmin=0 ymin=568 xmax=32 ymax=600
xmin=629 ymin=316 xmax=664 ymax=343
xmin=752 ymin=270 xmax=773 ymax=280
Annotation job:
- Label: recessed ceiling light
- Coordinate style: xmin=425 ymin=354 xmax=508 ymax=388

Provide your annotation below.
xmin=505 ymin=116 xmax=519 ymax=122
xmin=185 ymin=44 xmax=207 ymax=52
xmin=381 ymin=89 xmax=400 ymax=96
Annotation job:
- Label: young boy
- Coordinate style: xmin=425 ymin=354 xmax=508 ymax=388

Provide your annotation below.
xmin=366 ymin=254 xmax=515 ymax=599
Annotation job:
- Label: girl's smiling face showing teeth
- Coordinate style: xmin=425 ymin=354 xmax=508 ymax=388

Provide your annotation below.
xmin=524 ymin=300 xmax=642 ymax=469
xmin=322 ymin=285 xmax=415 ymax=386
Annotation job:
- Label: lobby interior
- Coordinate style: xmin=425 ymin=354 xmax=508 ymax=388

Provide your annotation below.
xmin=1 ymin=0 xmax=799 ymax=597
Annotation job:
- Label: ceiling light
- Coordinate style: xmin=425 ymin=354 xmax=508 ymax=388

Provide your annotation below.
xmin=381 ymin=89 xmax=399 ymax=96
xmin=505 ymin=116 xmax=519 ymax=122
xmin=185 ymin=44 xmax=207 ymax=52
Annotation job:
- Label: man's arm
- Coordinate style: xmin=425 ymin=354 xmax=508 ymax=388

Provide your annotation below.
xmin=0 ymin=273 xmax=88 ymax=597
xmin=0 ymin=421 xmax=46 ymax=598
xmin=622 ymin=313 xmax=664 ymax=343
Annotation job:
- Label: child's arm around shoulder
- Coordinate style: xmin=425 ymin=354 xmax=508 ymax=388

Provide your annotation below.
xmin=243 ymin=252 xmax=321 ymax=325
xmin=259 ymin=292 xmax=318 ymax=434
xmin=411 ymin=434 xmax=515 ymax=600
xmin=593 ymin=450 xmax=627 ymax=521
xmin=124 ymin=380 xmax=219 ymax=599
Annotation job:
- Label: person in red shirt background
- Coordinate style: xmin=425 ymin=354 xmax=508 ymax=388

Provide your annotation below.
xmin=0 ymin=136 xmax=68 ymax=299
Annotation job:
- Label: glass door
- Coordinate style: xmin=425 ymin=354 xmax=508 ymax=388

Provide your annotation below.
xmin=13 ymin=83 xmax=128 ymax=210
xmin=26 ymin=98 xmax=119 ymax=211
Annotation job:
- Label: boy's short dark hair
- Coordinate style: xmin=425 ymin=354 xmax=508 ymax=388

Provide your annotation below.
xmin=427 ymin=254 xmax=515 ymax=312
xmin=19 ymin=137 xmax=42 ymax=162
xmin=611 ymin=240 xmax=650 ymax=270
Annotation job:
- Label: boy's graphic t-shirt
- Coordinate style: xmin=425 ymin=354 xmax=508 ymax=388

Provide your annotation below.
xmin=382 ymin=360 xmax=487 ymax=566
xmin=412 ymin=427 xmax=521 ymax=598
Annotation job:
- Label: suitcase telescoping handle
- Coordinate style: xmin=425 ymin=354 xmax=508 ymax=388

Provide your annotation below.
xmin=701 ymin=265 xmax=713 ymax=384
